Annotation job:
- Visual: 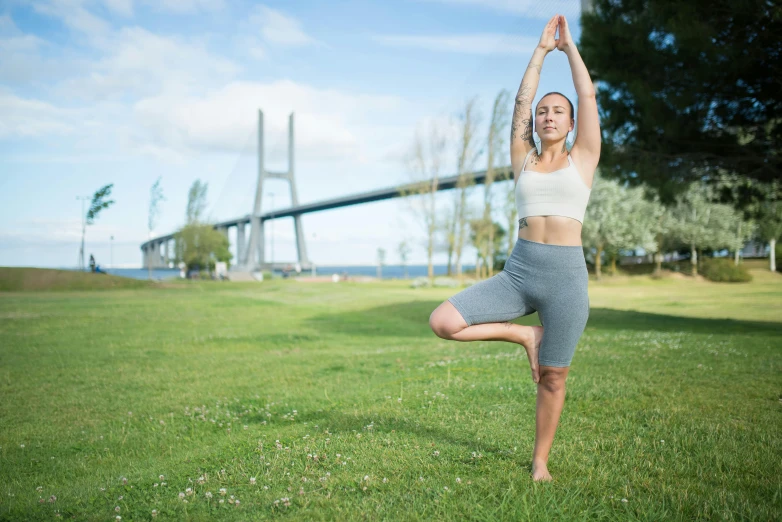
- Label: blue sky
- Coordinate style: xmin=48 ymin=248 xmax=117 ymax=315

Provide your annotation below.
xmin=0 ymin=0 xmax=584 ymax=268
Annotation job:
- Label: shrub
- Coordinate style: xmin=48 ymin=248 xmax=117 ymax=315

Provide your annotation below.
xmin=776 ymin=243 xmax=782 ymax=273
xmin=700 ymin=258 xmax=752 ymax=283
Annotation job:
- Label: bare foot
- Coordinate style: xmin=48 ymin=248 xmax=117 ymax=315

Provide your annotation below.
xmin=532 ymin=460 xmax=553 ymax=482
xmin=518 ymin=325 xmax=543 ymax=383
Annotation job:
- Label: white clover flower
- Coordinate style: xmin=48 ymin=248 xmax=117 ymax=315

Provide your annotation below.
xmin=178 ymin=492 xmax=185 ymax=499
xmin=456 ymin=477 xmax=461 ymax=483
xmin=444 ymin=486 xmax=449 ymax=491
xmin=382 ymin=478 xmax=388 ymax=483
xmin=263 ymin=486 xmax=269 ymax=490
xmin=151 ymin=509 xmax=158 ymax=517
xmin=159 ymin=475 xmax=164 ymax=481
xmin=219 ymin=499 xmax=224 ymax=504
xmin=219 ymin=488 xmax=227 ymax=496
xmin=115 ymin=506 xmax=120 ymax=512
xmin=205 ymin=491 xmax=213 ymax=499
xmin=621 ymin=498 xmax=628 ymax=503
xmin=235 ymin=500 xmax=240 ymax=506
xmin=115 ymin=517 xmax=121 ymax=521
xmin=186 ymin=488 xmax=193 ymax=496
xmin=250 ymin=477 xmax=256 ymax=485
xmin=433 ymin=450 xmax=440 ymax=457
xmin=36 ymin=486 xmax=43 ymax=492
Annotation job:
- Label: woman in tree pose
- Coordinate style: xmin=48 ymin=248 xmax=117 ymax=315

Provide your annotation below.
xmin=429 ymin=14 xmax=600 ymax=482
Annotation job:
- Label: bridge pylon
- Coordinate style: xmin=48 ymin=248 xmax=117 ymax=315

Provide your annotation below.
xmin=241 ymin=110 xmax=309 ymax=271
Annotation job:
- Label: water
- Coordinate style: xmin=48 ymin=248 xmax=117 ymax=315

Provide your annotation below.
xmin=97 ymin=265 xmax=473 ymax=280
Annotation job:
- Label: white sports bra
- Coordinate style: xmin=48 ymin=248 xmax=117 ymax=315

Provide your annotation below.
xmin=514 ymin=148 xmax=592 ymax=224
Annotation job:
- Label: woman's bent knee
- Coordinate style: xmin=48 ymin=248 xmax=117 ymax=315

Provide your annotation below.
xmin=429 ymin=301 xmax=467 ymax=339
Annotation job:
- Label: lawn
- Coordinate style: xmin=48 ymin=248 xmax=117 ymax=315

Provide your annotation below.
xmin=1 ymin=269 xmax=780 ymax=521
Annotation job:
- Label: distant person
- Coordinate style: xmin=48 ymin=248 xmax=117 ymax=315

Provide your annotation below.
xmin=89 ymin=254 xmax=96 ymax=273
xmin=428 ymin=15 xmax=600 ymax=482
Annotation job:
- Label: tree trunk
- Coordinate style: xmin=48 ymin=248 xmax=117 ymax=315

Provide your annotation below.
xmin=654 ymin=251 xmax=663 ymax=277
xmin=734 ymin=221 xmax=742 ymax=265
xmin=610 ymin=254 xmax=617 ymax=275
xmin=771 ymin=238 xmax=777 ymax=272
xmin=595 ymin=245 xmax=603 ymax=280
xmin=691 ymin=244 xmax=698 ymax=276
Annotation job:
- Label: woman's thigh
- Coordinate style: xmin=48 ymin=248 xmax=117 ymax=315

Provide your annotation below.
xmin=535 ymin=271 xmax=589 ymax=367
xmin=445 ymin=272 xmax=534 ymax=327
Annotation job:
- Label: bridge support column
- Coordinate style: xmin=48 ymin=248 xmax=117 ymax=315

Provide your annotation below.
xmin=236 ymin=222 xmax=246 ymax=267
xmin=243 ymin=110 xmax=307 ymax=271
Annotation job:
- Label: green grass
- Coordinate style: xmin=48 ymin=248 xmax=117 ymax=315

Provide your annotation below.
xmin=0 ymin=268 xmax=154 ymax=292
xmin=1 ymin=271 xmax=781 ymax=521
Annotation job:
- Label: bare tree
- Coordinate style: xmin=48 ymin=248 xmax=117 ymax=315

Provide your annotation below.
xmin=451 ymin=97 xmax=481 ymax=281
xmin=397 ymin=240 xmax=412 ymax=279
xmin=148 ymin=177 xmax=165 ymax=279
xmin=186 ymin=180 xmax=208 ymax=225
xmin=477 ymin=89 xmax=512 ymax=279
xmin=400 ymin=121 xmax=448 ymax=285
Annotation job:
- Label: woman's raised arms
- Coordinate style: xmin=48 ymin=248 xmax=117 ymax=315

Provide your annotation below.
xmin=557 ymin=15 xmax=601 ymax=186
xmin=511 ymin=15 xmax=559 ymax=178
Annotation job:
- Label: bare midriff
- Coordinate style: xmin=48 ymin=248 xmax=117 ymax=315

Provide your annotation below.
xmin=517 ymin=215 xmax=583 ymax=246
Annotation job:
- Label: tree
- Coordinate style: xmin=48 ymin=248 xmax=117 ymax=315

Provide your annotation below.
xmin=148 ymin=177 xmax=165 ymax=279
xmin=400 ymin=121 xmax=448 ymax=286
xmin=78 ymin=184 xmax=114 ymax=270
xmin=580 ymin=0 xmax=782 ymax=200
xmin=469 ymin=218 xmax=506 ymax=276
xmin=397 ymin=240 xmax=412 ymax=279
xmin=174 ymin=224 xmax=231 ymax=274
xmin=582 ymin=174 xmax=656 ymax=279
xmin=186 ymin=180 xmax=208 ymax=224
xmin=756 ymin=201 xmax=782 ymax=271
xmin=448 ymin=97 xmax=481 ymax=280
xmin=670 ymin=183 xmax=740 ymax=275
xmin=478 ymin=89 xmax=512 ymax=279
xmin=376 ymin=248 xmax=386 ymax=279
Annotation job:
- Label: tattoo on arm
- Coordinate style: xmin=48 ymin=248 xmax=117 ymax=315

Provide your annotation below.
xmin=511 ymin=84 xmax=535 ymax=148
xmin=518 ymin=217 xmax=528 ymax=230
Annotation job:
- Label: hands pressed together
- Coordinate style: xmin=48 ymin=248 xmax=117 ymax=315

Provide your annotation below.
xmin=538 ymin=14 xmax=574 ymax=53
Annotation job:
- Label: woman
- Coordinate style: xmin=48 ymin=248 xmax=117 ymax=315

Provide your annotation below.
xmin=428 ymin=14 xmax=600 ymax=482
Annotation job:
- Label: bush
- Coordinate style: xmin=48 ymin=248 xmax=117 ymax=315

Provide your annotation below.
xmin=776 ymin=243 xmax=782 ymax=273
xmin=700 ymin=258 xmax=752 ymax=283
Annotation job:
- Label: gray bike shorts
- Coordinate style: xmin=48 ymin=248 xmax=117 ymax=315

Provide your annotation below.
xmin=447 ymin=237 xmax=590 ymax=368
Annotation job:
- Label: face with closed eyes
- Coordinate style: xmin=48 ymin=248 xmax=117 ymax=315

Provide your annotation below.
xmin=534 ymin=94 xmax=574 ymax=145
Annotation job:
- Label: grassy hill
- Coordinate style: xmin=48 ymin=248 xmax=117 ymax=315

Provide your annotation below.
xmin=0 ymin=267 xmax=154 ymax=292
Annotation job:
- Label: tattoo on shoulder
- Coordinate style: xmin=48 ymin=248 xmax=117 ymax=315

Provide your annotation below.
xmin=518 ymin=217 xmax=528 ymax=229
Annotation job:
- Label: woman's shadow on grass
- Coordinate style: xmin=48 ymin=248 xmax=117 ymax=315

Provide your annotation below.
xmin=311 ymin=300 xmax=782 ymax=338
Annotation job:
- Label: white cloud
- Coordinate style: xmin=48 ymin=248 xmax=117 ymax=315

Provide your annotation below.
xmin=59 ymin=26 xmax=240 ymax=100
xmin=131 ymin=80 xmax=406 ymax=163
xmin=152 ymin=0 xmax=225 ymax=14
xmin=0 ymin=92 xmax=76 ymax=138
xmin=32 ymin=0 xmax=111 ymax=37
xmin=250 ymin=5 xmax=319 ymax=47
xmin=102 ymin=0 xmax=134 ymax=17
xmin=418 ymin=0 xmax=581 ymax=19
xmin=373 ymin=33 xmax=539 ymax=55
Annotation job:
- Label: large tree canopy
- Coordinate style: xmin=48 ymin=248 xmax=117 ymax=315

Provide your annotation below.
xmin=580 ymin=0 xmax=782 ymax=201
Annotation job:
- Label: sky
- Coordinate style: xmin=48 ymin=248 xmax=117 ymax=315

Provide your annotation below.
xmin=0 ymin=0 xmax=585 ymax=268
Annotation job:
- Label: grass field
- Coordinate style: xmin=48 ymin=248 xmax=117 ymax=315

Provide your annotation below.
xmin=1 ymin=269 xmax=780 ymax=521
